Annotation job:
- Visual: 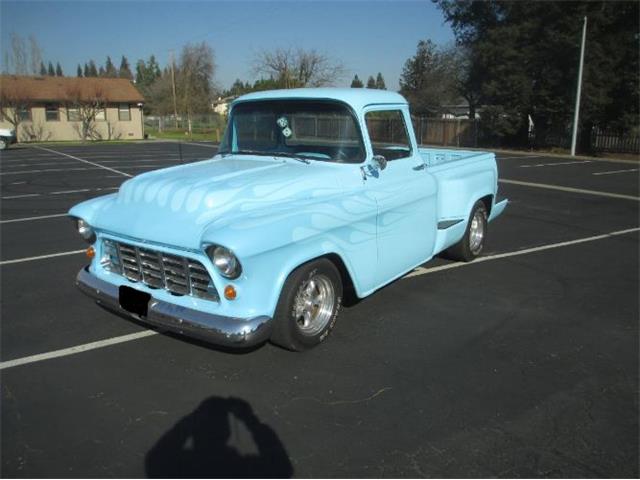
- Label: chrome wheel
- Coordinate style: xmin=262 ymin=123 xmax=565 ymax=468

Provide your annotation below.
xmin=469 ymin=209 xmax=485 ymax=254
xmin=0 ymin=139 xmax=7 ymax=151
xmin=293 ymin=274 xmax=335 ymax=336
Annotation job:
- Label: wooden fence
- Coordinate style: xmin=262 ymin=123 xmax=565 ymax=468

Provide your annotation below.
xmin=412 ymin=117 xmax=478 ymax=147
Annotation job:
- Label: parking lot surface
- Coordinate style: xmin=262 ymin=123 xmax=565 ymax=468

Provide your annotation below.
xmin=1 ymin=142 xmax=638 ymax=477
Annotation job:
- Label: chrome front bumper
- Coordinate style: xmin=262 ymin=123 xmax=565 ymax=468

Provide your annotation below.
xmin=76 ymin=267 xmax=273 ymax=348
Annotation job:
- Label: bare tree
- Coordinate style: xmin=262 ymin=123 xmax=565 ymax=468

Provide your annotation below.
xmin=64 ymin=85 xmax=106 ymax=141
xmin=177 ymin=42 xmax=215 ymax=134
xmin=28 ymin=35 xmax=43 ymax=75
xmin=9 ymin=33 xmax=28 ymax=75
xmin=0 ymin=82 xmax=33 ymax=140
xmin=252 ymin=48 xmax=344 ymax=88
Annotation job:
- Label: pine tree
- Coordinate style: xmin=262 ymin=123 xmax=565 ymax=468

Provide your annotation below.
xmin=88 ymin=60 xmax=98 ymax=77
xmin=55 ymin=62 xmax=63 ymax=76
xmin=99 ymin=66 xmax=106 ymax=76
xmin=375 ymin=72 xmax=386 ymax=90
xmin=40 ymin=61 xmax=47 ymax=76
xmin=47 ymin=62 xmax=55 ymax=76
xmin=350 ymin=74 xmax=364 ymax=88
xmin=77 ymin=64 xmax=83 ymax=77
xmin=83 ymin=63 xmax=90 ymax=77
xmin=366 ymin=76 xmax=376 ymax=88
xmin=104 ymin=56 xmax=117 ymax=77
xmin=118 ymin=55 xmax=133 ymax=80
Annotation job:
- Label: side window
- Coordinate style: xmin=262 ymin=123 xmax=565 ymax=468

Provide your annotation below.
xmin=365 ymin=110 xmax=412 ymax=161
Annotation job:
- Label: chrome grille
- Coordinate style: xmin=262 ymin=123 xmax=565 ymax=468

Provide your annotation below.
xmin=102 ymin=239 xmax=219 ymax=301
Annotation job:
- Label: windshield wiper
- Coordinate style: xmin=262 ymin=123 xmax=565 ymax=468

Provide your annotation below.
xmin=219 ymin=149 xmax=311 ymax=164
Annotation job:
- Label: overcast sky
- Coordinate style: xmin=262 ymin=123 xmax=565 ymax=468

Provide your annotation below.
xmin=1 ymin=0 xmax=454 ymax=90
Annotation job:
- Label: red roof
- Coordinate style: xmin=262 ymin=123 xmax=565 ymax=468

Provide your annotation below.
xmin=0 ymin=75 xmax=144 ymax=103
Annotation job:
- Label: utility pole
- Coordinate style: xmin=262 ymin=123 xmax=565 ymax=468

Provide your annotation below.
xmin=571 ymin=16 xmax=587 ymax=156
xmin=169 ymin=50 xmax=178 ymax=129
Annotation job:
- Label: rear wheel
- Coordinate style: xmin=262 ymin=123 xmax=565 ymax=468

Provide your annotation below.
xmin=445 ymin=201 xmax=488 ymax=262
xmin=270 ymin=259 xmax=342 ymax=351
xmin=0 ymin=138 xmax=8 ymax=151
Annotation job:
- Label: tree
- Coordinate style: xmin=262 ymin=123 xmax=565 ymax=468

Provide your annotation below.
xmin=253 ymin=48 xmax=344 ymax=88
xmin=40 ymin=62 xmax=47 ymax=76
xmin=64 ymin=85 xmax=106 ymax=141
xmin=375 ymin=72 xmax=386 ymax=90
xmin=104 ymin=56 xmax=117 ymax=77
xmin=83 ymin=63 xmax=89 ymax=77
xmin=28 ymin=35 xmax=43 ymax=75
xmin=399 ymin=39 xmax=461 ymax=115
xmin=55 ymin=62 xmax=63 ymax=76
xmin=88 ymin=60 xmax=98 ymax=77
xmin=77 ymin=64 xmax=83 ymax=77
xmin=177 ymin=42 xmax=216 ymax=133
xmin=366 ymin=75 xmax=376 ymax=89
xmin=350 ymin=74 xmax=363 ymax=88
xmin=436 ymin=0 xmax=640 ymax=150
xmin=8 ymin=33 xmax=27 ymax=75
xmin=0 ymin=83 xmax=33 ymax=141
xmin=98 ymin=66 xmax=105 ymax=76
xmin=47 ymin=62 xmax=55 ymax=76
xmin=119 ymin=55 xmax=133 ymax=79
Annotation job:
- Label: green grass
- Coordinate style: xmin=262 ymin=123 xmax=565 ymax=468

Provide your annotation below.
xmin=146 ymin=128 xmax=219 ymax=142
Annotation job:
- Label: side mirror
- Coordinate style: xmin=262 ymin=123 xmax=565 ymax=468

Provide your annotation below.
xmin=372 ymin=154 xmax=387 ymax=171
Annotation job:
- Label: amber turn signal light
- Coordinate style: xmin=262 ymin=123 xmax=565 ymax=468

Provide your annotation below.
xmin=86 ymin=246 xmax=95 ymax=259
xmin=224 ymin=285 xmax=237 ymax=300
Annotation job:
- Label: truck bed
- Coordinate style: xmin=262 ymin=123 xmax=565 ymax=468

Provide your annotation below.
xmin=419 ymin=147 xmax=490 ymax=168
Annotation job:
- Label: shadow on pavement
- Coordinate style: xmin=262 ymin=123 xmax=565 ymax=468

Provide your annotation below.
xmin=145 ymin=396 xmax=293 ymax=478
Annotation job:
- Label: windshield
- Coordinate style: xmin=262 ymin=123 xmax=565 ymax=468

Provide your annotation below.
xmin=219 ymin=99 xmax=365 ymax=163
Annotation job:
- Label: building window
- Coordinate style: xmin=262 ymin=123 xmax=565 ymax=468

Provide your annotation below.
xmin=18 ymin=107 xmax=32 ymax=122
xmin=67 ymin=107 xmax=80 ymax=122
xmin=45 ymin=104 xmax=60 ymax=122
xmin=118 ymin=103 xmax=131 ymax=121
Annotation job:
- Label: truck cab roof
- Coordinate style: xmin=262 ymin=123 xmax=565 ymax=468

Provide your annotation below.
xmin=234 ymin=88 xmax=408 ymax=111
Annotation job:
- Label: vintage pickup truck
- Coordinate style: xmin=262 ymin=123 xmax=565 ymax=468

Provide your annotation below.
xmin=70 ymin=89 xmax=507 ymax=351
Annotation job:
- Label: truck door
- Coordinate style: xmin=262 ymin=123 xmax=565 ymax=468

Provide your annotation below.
xmin=363 ymin=107 xmax=438 ymax=284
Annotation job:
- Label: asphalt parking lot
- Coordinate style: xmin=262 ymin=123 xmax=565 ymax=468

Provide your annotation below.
xmin=1 ymin=141 xmax=638 ymax=477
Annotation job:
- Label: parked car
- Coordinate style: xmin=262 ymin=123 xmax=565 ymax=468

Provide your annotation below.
xmin=70 ymin=89 xmax=507 ymax=351
xmin=0 ymin=128 xmax=17 ymax=150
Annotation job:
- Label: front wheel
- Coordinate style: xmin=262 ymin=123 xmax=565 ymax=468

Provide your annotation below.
xmin=445 ymin=201 xmax=488 ymax=262
xmin=0 ymin=138 xmax=8 ymax=151
xmin=270 ymin=259 xmax=343 ymax=351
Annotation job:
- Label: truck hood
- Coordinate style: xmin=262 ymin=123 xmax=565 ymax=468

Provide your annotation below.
xmin=70 ymin=156 xmax=344 ymax=250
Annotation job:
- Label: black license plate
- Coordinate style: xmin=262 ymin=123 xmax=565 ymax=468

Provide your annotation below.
xmin=119 ymin=286 xmax=151 ymax=317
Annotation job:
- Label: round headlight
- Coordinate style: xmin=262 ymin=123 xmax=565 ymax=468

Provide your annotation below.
xmin=208 ymin=245 xmax=241 ymax=279
xmin=76 ymin=218 xmax=96 ymax=243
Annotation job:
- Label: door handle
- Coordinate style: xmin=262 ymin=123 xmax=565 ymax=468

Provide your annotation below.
xmin=412 ymin=163 xmax=426 ymax=171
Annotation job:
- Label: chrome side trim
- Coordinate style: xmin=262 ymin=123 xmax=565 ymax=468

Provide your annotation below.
xmin=76 ymin=267 xmax=272 ymax=348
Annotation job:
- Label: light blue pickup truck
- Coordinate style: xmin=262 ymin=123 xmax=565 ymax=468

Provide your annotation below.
xmin=70 ymin=88 xmax=507 ymax=351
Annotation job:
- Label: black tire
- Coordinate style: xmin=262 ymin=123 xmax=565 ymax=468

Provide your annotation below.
xmin=444 ymin=200 xmax=488 ymax=262
xmin=270 ymin=258 xmax=343 ymax=351
xmin=0 ymin=137 xmax=8 ymax=151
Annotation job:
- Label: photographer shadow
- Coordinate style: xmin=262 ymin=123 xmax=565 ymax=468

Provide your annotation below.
xmin=145 ymin=396 xmax=293 ymax=478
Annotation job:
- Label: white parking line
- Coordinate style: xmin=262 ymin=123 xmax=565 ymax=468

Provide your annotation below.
xmin=1 ymin=186 xmax=118 ymax=200
xmin=0 ymin=225 xmax=637 ymax=370
xmin=496 ymin=155 xmax=543 ymax=160
xmin=499 ymin=178 xmax=640 ymax=201
xmin=33 ymin=146 xmax=133 ymax=177
xmin=0 ymin=165 xmax=165 ymax=175
xmin=520 ymin=160 xmax=592 ymax=168
xmin=0 ymin=331 xmax=159 ymax=370
xmin=0 ymin=249 xmax=85 ymax=266
xmin=0 ymin=213 xmax=69 ymax=224
xmin=404 ymin=226 xmax=639 ymax=279
xmin=592 ymin=168 xmax=639 ymax=176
